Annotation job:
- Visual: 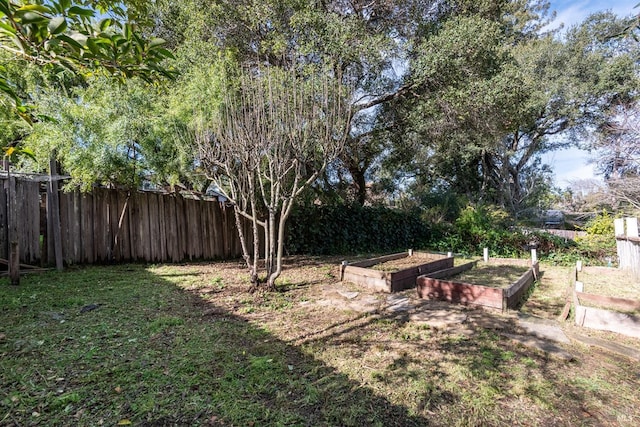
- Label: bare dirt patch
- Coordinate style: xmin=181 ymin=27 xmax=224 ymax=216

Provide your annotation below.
xmin=370 ymin=255 xmax=441 ymax=272
xmin=450 ymin=264 xmax=530 ymax=288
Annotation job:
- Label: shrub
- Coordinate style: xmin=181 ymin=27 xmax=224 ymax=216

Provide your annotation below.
xmin=573 ymin=210 xmax=617 ymax=264
xmin=286 ymin=204 xmax=432 ymax=255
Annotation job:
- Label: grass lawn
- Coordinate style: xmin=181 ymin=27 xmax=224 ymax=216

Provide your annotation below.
xmin=577 ymin=267 xmax=640 ymax=301
xmin=1 ymin=259 xmax=640 ymax=426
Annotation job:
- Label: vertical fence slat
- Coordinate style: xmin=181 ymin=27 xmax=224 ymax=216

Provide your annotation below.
xmin=107 ymin=190 xmax=119 ymax=261
xmin=185 ymin=198 xmax=195 ymax=259
xmin=0 ymin=180 xmax=7 ymax=260
xmin=222 ymin=205 xmax=231 ymax=258
xmin=73 ymin=190 xmax=83 ymax=263
xmin=128 ymin=192 xmax=139 ymax=261
xmin=193 ymin=198 xmax=203 ymax=259
xmin=164 ymin=194 xmax=177 ymax=262
xmin=3 ymin=181 xmax=247 ymax=267
xmin=29 ymin=181 xmax=40 ymax=264
xmin=212 ymin=202 xmax=223 ymax=258
xmin=617 ymin=217 xmax=640 ymax=280
xmin=15 ymin=180 xmax=26 ymax=263
xmin=139 ymin=192 xmax=151 ymax=262
xmin=92 ymin=188 xmax=104 ymax=262
xmin=59 ymin=190 xmax=70 ymax=264
xmin=176 ymin=195 xmax=187 ymax=260
xmin=114 ymin=191 xmax=131 ymax=261
xmin=80 ymin=192 xmax=93 ymax=263
xmin=47 ymin=174 xmax=63 ymax=269
xmin=201 ymin=201 xmax=211 ymax=259
xmin=148 ymin=193 xmax=161 ymax=262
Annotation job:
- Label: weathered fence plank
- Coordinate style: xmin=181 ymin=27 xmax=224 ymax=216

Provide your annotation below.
xmin=164 ymin=194 xmax=178 ymax=262
xmin=113 ymin=191 xmax=129 ymax=261
xmin=0 ymin=183 xmax=7 ymax=260
xmin=81 ymin=192 xmax=94 ymax=263
xmin=0 ymin=177 xmax=245 ymax=266
xmin=47 ymin=163 xmax=63 ymax=270
xmin=94 ymin=188 xmax=108 ymax=261
xmin=138 ymin=192 xmax=152 ymax=261
xmin=59 ymin=191 xmax=71 ymax=263
xmin=148 ymin=193 xmax=160 ymax=262
xmin=617 ymin=217 xmax=640 ymax=279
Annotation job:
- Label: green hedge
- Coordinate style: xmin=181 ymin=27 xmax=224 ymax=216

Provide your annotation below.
xmin=286 ymin=204 xmax=432 ymax=255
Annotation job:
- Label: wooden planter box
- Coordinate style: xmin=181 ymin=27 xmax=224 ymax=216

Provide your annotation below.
xmin=571 ymin=266 xmax=640 ymax=339
xmin=416 ymin=259 xmax=539 ymax=310
xmin=340 ymin=251 xmax=453 ymax=293
xmin=573 ymin=293 xmax=640 ymax=339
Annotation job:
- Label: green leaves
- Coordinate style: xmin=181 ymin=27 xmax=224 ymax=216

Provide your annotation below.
xmin=0 ymin=0 xmax=177 ymax=117
xmin=3 ymin=145 xmax=36 ymax=162
xmin=47 ymin=16 xmax=67 ymax=35
xmin=67 ymin=6 xmax=94 ymax=18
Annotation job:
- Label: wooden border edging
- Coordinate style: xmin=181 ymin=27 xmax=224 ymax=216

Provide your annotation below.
xmin=340 ymin=251 xmax=453 ymax=293
xmin=416 ymin=259 xmax=539 ymax=311
xmin=567 ymin=264 xmax=640 ymax=339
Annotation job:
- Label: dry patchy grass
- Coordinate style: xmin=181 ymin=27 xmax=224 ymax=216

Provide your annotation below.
xmin=577 ymin=266 xmax=640 ymax=300
xmin=450 ymin=264 xmax=530 ymax=289
xmin=1 ymin=258 xmax=639 ymax=426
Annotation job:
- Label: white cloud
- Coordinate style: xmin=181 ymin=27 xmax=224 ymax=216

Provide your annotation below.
xmin=547 ymin=0 xmax=638 ymax=34
xmin=547 ymin=1 xmax=592 ymax=32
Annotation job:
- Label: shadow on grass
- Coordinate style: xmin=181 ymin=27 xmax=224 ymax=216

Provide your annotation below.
xmin=289 ymin=300 xmax=636 ymax=426
xmin=0 ymin=265 xmax=428 ymax=426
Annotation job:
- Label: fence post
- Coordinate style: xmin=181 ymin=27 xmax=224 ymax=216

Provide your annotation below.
xmin=614 ymin=218 xmax=625 ymax=237
xmin=48 ymin=158 xmax=64 ymax=271
xmin=626 ymin=217 xmax=639 ymax=238
xmin=8 ymin=176 xmax=19 ymax=285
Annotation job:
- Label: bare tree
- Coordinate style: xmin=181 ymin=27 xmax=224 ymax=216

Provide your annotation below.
xmin=592 ymin=104 xmax=640 ymax=211
xmin=594 ymin=105 xmax=640 ymax=180
xmin=196 ymin=67 xmax=351 ymax=291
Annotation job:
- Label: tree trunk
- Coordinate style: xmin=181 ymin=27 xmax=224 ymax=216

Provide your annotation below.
xmin=266 ymin=203 xmax=290 ymax=290
xmin=348 ymin=165 xmax=367 ymax=206
xmin=233 ymin=207 xmax=256 ymax=288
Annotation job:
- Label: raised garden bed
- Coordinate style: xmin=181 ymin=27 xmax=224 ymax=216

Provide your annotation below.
xmin=340 ymin=251 xmax=452 ymax=293
xmin=572 ymin=266 xmax=640 ymax=339
xmin=416 ymin=259 xmax=539 ymax=310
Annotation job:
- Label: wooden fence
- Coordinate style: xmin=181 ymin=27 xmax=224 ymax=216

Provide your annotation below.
xmin=0 ymin=177 xmax=41 ymax=265
xmin=615 ymin=217 xmax=640 ymax=279
xmin=0 ymin=175 xmax=247 ymax=267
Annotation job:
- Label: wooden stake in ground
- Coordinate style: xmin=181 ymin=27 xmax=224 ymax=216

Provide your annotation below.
xmin=8 ymin=176 xmax=19 ymax=285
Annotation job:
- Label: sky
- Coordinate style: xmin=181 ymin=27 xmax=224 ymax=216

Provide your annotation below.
xmin=541 ymin=0 xmax=637 ymax=187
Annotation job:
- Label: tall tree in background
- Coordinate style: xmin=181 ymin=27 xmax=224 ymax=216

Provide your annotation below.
xmin=384 ymin=7 xmax=638 ymax=217
xmin=151 ymin=0 xmax=448 ymax=204
xmin=21 ymin=76 xmax=200 ymax=191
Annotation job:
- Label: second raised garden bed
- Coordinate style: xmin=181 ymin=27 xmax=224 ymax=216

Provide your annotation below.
xmin=340 ymin=251 xmax=453 ymax=293
xmin=572 ymin=266 xmax=640 ymax=339
xmin=416 ymin=258 xmax=539 ymax=310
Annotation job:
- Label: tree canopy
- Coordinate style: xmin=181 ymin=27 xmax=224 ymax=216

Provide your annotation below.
xmin=4 ymin=0 xmax=640 ymax=233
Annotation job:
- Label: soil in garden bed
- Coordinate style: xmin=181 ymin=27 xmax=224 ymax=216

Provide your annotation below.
xmin=448 ymin=264 xmax=530 ymax=289
xmin=370 ymin=255 xmax=441 ymax=272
